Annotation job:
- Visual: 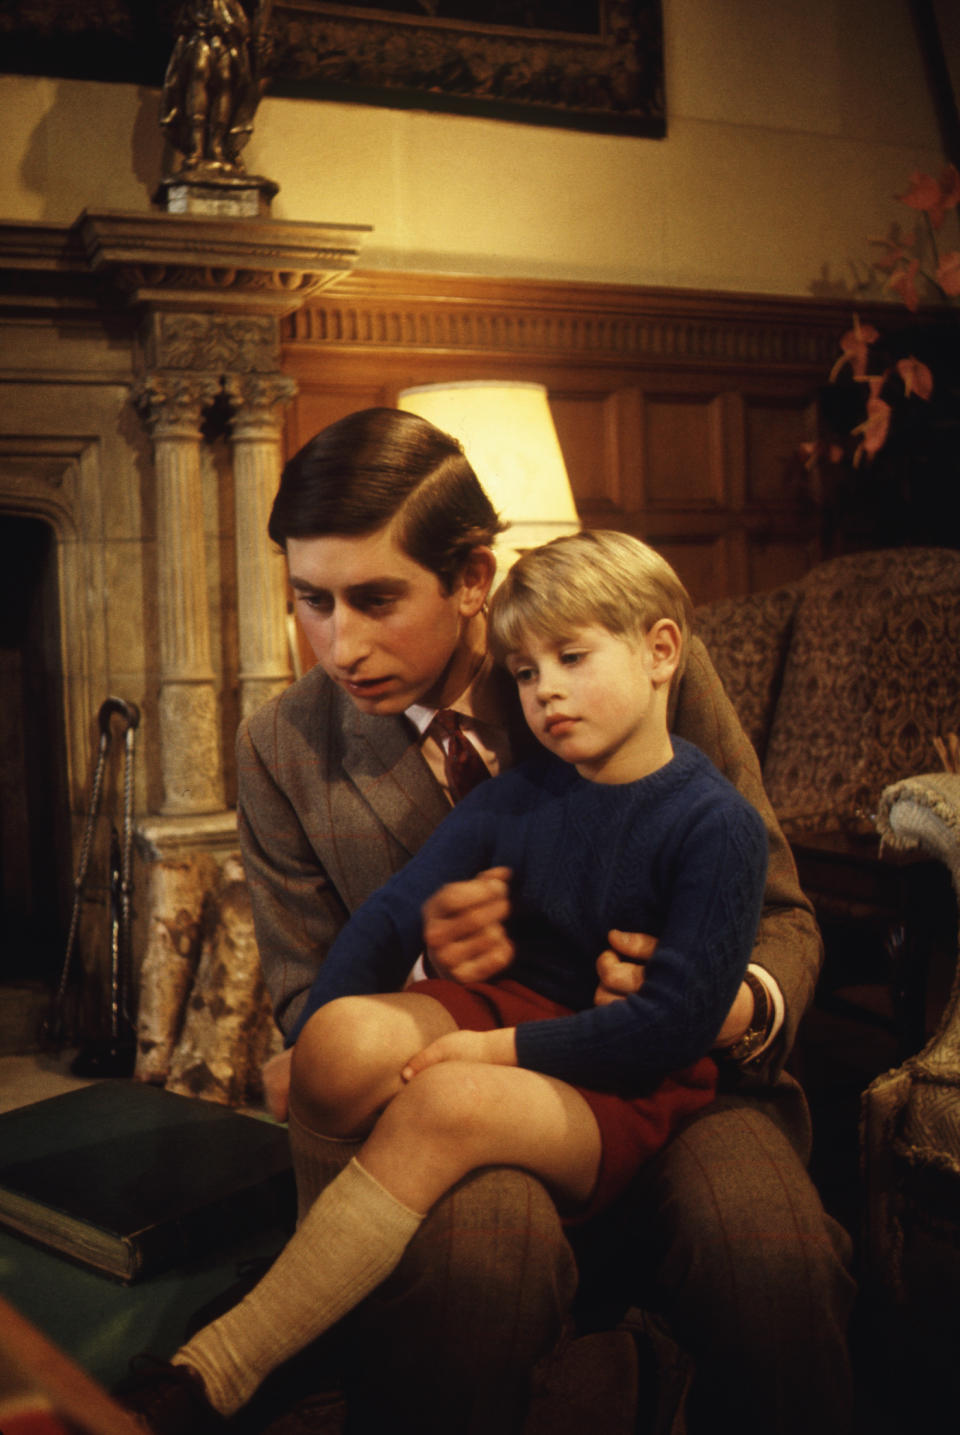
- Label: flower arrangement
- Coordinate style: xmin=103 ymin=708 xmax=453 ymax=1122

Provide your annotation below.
xmin=870 ymin=164 xmax=960 ymax=311
xmin=802 ymin=164 xmax=960 ymax=550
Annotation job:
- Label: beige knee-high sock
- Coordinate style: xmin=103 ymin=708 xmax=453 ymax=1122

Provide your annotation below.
xmin=288 ymin=1105 xmax=361 ymax=1223
xmin=173 ymin=1157 xmax=424 ymax=1417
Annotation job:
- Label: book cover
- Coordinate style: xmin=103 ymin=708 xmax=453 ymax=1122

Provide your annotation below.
xmin=0 ymin=1081 xmax=293 ymax=1283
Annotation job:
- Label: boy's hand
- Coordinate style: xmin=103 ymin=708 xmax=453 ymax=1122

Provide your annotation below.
xmin=422 ymin=867 xmax=515 ymax=984
xmin=593 ymin=929 xmax=658 ymax=1006
xmin=401 ymin=1026 xmax=518 ymax=1081
xmin=262 ymin=1047 xmax=293 ymax=1122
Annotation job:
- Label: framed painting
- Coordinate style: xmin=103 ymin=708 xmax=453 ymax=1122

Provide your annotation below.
xmin=268 ymin=1 xmax=666 ymax=137
xmin=0 ymin=0 xmax=665 ymax=138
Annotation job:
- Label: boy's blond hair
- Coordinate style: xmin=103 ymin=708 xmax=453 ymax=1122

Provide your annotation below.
xmin=488 ymin=530 xmax=693 ymax=686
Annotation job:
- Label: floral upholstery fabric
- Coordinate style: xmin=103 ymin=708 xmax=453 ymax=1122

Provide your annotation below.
xmin=762 ymin=593 xmax=875 ymax=830
xmin=697 ymin=548 xmax=960 ymax=834
xmin=693 ymin=586 xmax=799 ymax=763
xmin=842 ymin=596 xmax=960 ymax=827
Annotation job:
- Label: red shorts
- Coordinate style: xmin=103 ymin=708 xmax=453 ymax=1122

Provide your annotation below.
xmin=408 ymin=976 xmax=717 ymax=1221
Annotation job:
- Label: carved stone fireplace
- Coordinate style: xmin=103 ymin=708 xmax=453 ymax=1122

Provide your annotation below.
xmin=0 ymin=513 xmax=71 ymax=987
xmin=0 ymin=211 xmax=367 ymax=1054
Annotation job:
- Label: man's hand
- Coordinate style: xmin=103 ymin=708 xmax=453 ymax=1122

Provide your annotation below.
xmin=402 ymin=1026 xmax=518 ymax=1081
xmin=593 ymin=929 xmax=658 ymax=1006
xmin=593 ymin=929 xmax=761 ymax=1050
xmin=422 ymin=866 xmax=515 ymax=984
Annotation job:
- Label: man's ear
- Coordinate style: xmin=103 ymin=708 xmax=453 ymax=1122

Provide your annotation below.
xmin=457 ymin=546 xmax=498 ymax=617
xmin=647 ymin=618 xmax=682 ymax=685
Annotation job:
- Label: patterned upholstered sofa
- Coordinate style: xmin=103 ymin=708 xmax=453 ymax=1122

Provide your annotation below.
xmin=693 ymin=547 xmax=960 ymax=839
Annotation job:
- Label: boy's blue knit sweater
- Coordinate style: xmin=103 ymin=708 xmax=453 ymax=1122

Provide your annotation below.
xmin=288 ymin=736 xmax=768 ymax=1095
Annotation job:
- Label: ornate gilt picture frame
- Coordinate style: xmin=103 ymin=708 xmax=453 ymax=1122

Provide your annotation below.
xmin=270 ymin=1 xmax=665 ymax=136
xmin=0 ymin=1 xmax=665 ymax=139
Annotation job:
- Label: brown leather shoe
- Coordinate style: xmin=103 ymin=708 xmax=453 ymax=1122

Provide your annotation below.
xmin=114 ymin=1356 xmax=226 ymax=1434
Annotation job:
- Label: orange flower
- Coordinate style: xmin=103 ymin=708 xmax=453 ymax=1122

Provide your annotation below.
xmin=885 ymin=257 xmax=920 ymax=311
xmin=798 ymin=440 xmax=818 ymax=470
xmin=937 ymin=250 xmax=960 ymax=297
xmin=798 ymin=439 xmax=846 ymax=471
xmin=898 ymin=164 xmax=960 ymax=229
xmin=895 ymin=356 xmax=934 ymax=401
xmin=852 ymin=392 xmax=892 ymax=466
xmin=829 ymin=315 xmax=879 ymax=380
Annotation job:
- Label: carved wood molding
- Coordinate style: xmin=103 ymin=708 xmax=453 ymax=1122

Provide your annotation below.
xmin=80 ymin=212 xmax=371 ymax=315
xmin=285 ymin=270 xmax=886 ymax=374
xmin=0 ymin=215 xmax=369 ymax=321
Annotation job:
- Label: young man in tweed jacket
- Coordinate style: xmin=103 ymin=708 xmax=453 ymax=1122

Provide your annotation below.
xmin=238 ymin=408 xmax=855 ymax=1434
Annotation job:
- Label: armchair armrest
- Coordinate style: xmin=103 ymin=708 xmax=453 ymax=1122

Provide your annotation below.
xmin=875 ymin=770 xmax=960 ymax=1088
xmin=863 ymin=773 xmax=960 ymax=1301
xmin=878 ymin=772 xmax=960 ymax=892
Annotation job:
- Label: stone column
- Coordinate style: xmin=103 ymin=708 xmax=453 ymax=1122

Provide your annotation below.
xmin=227 ymin=372 xmax=298 ymax=722
xmin=136 ymin=372 xmax=226 ymax=815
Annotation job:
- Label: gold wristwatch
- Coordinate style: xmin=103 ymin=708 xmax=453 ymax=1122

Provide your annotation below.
xmin=723 ymin=969 xmax=772 ymax=1063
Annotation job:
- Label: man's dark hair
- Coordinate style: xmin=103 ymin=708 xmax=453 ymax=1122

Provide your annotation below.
xmin=269 ymin=408 xmax=506 ymax=590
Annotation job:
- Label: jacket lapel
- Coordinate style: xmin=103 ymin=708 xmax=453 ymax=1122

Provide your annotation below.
xmin=340 ymin=703 xmax=451 ymax=857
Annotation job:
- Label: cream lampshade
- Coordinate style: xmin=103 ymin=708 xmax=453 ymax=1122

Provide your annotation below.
xmin=396 ymin=381 xmax=580 ymax=566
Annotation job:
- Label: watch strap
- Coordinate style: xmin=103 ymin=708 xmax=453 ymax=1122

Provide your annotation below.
xmin=723 ymin=969 xmax=772 ymax=1063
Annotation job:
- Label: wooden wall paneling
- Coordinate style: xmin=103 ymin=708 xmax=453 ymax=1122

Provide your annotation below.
xmin=747 ymin=533 xmax=823 ymax=594
xmin=551 ymin=386 xmax=631 ymax=523
xmin=281 ymin=273 xmax=854 ymax=602
xmin=743 ymin=392 xmax=817 ymax=506
xmin=284 ymin=379 xmax=393 ymax=457
xmin=642 ymin=390 xmax=726 ymax=509
xmin=722 ymin=391 xmax=747 ymax=511
xmin=741 ymin=390 xmax=822 ymax=583
xmin=652 ymin=534 xmax=731 ymax=608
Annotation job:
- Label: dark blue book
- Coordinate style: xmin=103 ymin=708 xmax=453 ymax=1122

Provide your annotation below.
xmin=0 ymin=1080 xmax=293 ymax=1282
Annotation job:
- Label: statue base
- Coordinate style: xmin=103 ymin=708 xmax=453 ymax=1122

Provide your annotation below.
xmin=155 ymin=170 xmax=280 ymax=219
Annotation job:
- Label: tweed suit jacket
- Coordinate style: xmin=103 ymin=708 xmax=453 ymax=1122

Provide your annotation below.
xmin=238 ymin=633 xmax=820 ymax=1144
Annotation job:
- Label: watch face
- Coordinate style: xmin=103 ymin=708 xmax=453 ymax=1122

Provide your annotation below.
xmin=731 ymin=1031 xmax=764 ymax=1061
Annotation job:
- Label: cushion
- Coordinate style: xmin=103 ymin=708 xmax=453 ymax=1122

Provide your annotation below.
xmin=841 ymin=597 xmax=960 ymax=827
xmin=798 ymin=546 xmax=960 ymax=606
xmin=764 ymin=592 xmax=960 ymax=833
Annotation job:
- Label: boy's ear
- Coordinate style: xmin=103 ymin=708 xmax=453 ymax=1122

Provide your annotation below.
xmin=457 ymin=545 xmax=498 ymax=617
xmin=647 ymin=618 xmax=682 ymax=684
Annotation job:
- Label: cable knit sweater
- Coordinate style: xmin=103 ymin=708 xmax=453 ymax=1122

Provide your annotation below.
xmin=289 ymin=737 xmax=768 ymax=1094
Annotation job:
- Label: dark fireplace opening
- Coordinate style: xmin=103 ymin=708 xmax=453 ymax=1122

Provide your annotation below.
xmin=0 ymin=515 xmax=71 ymax=988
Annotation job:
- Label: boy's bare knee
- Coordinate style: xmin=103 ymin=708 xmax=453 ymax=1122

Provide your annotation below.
xmin=290 ymin=996 xmax=404 ymax=1135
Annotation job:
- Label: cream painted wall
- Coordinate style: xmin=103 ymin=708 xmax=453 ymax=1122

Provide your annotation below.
xmin=0 ymin=0 xmax=953 ymax=298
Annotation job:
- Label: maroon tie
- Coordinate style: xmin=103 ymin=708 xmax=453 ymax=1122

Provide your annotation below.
xmin=432 ymin=709 xmax=490 ymax=803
